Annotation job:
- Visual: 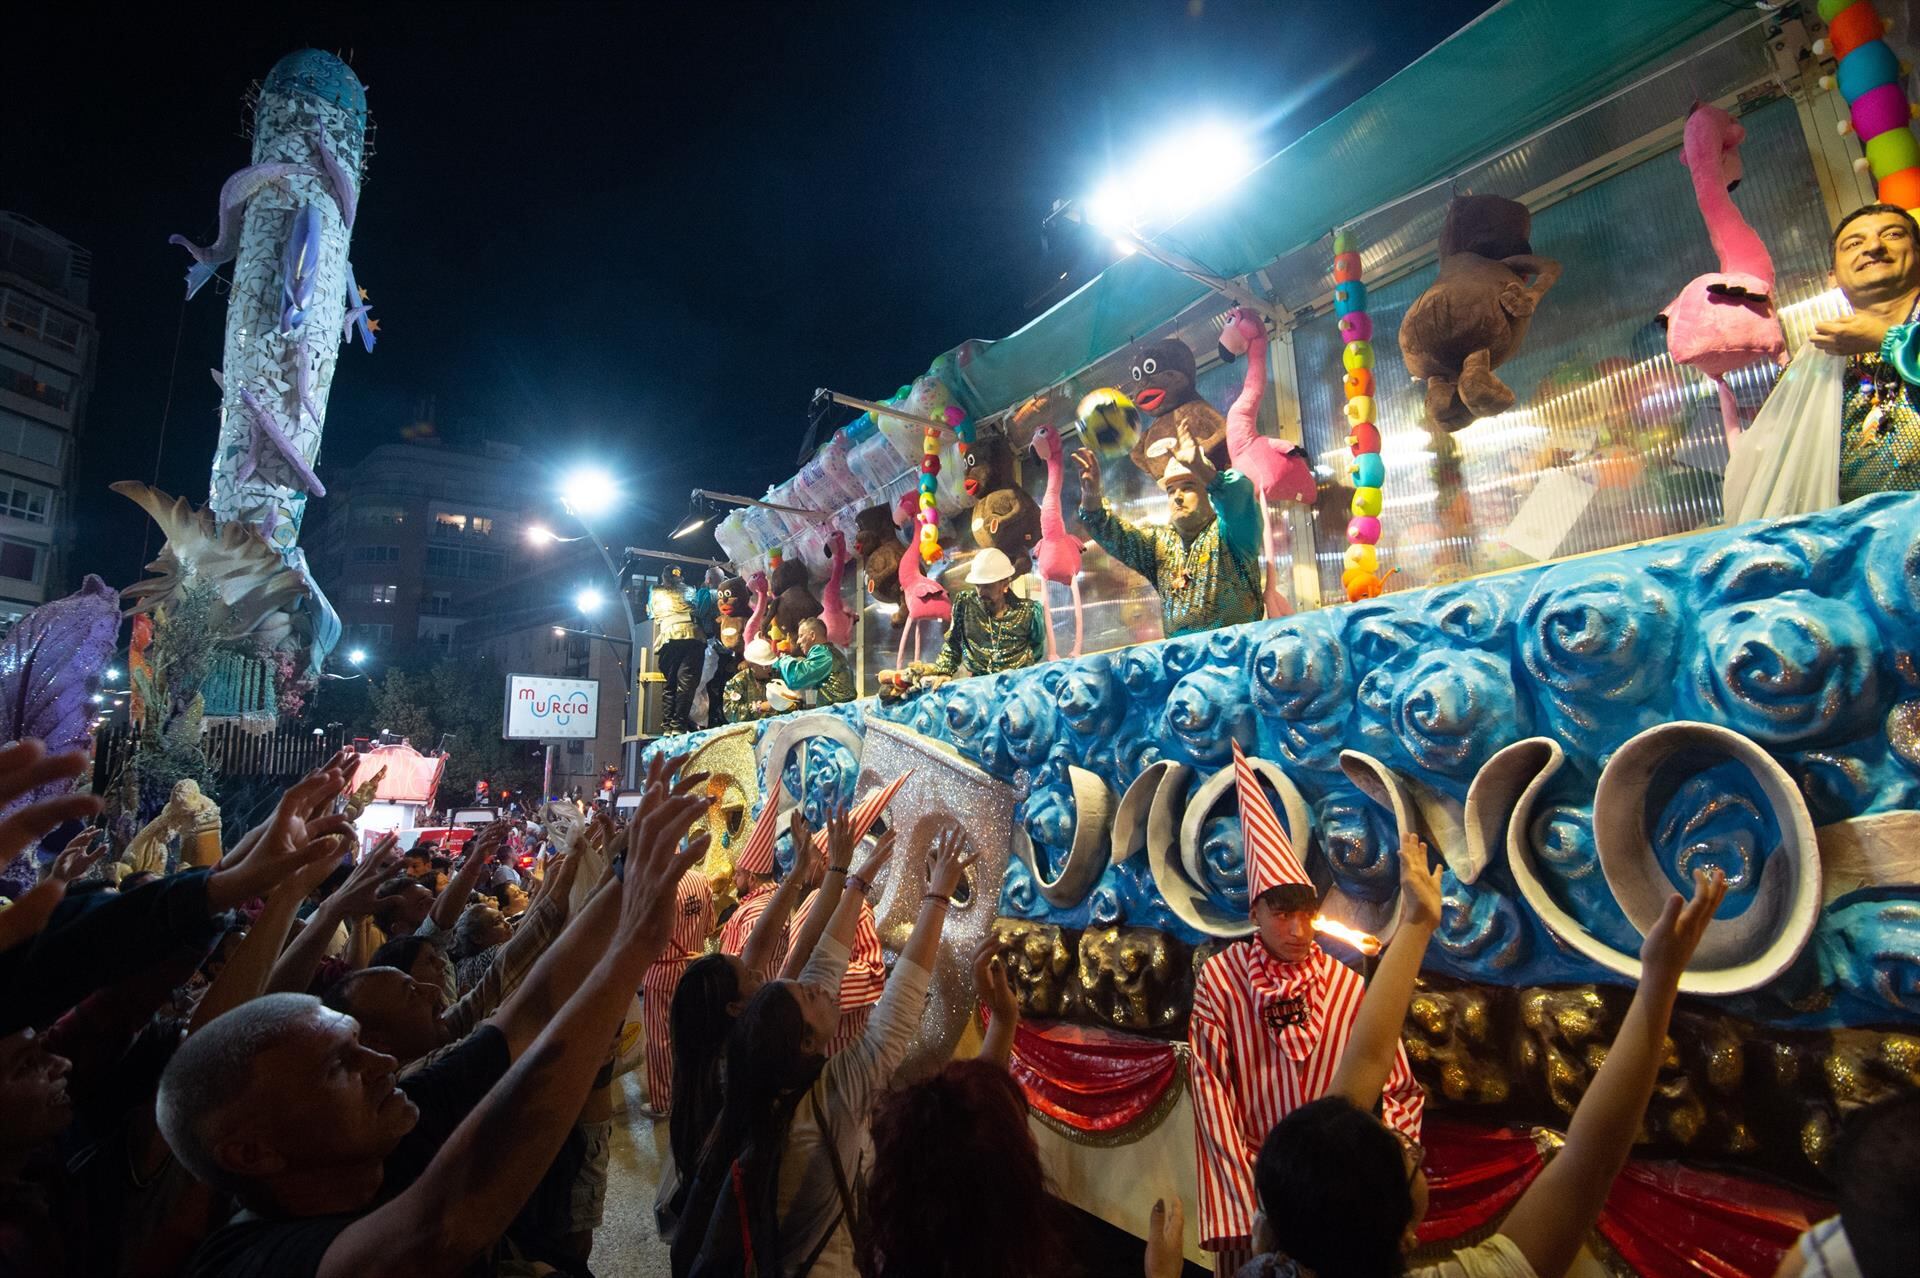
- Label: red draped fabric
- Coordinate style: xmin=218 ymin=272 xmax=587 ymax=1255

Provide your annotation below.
xmin=1005 ymin=1019 xmax=1180 ymax=1133
xmin=1414 ymin=1119 xmax=1828 ymax=1278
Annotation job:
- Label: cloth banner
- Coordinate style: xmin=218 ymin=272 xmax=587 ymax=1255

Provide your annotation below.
xmin=1005 ymin=1019 xmax=1180 ymax=1134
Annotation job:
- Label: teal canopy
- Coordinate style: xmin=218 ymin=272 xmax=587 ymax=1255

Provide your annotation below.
xmin=949 ymin=0 xmax=1744 ymax=417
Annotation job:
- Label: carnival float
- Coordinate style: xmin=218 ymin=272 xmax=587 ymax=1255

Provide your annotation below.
xmin=643 ymin=2 xmax=1920 ymax=1271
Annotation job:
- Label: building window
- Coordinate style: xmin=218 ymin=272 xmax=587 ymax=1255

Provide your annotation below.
xmin=358 ymin=583 xmax=397 ymax=605
xmin=0 ymin=348 xmax=71 ymax=411
xmin=350 ymin=544 xmax=400 ymax=565
xmin=347 ymin=622 xmax=394 ymax=647
xmin=0 ymin=290 xmax=82 ymax=355
xmin=567 ymin=738 xmax=586 ymax=755
xmin=425 ymin=591 xmax=454 ymax=616
xmin=0 ymin=538 xmax=43 ymax=583
xmin=431 ymin=511 xmax=495 ymax=539
xmin=425 ymin=544 xmax=504 ymax=580
xmin=352 ymin=503 xmax=405 ymax=529
xmin=0 ymin=475 xmax=51 ymax=524
xmin=0 ymin=409 xmax=64 ymax=468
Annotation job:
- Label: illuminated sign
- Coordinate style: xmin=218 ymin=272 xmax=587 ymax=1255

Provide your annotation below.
xmin=502 ymin=675 xmax=600 ymax=740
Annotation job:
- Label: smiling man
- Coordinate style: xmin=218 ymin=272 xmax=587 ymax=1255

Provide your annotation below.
xmin=1809 ymin=203 xmax=1920 ymax=501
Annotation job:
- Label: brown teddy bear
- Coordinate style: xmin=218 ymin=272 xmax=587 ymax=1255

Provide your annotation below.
xmin=1124 ymin=335 xmax=1233 ymax=480
xmin=960 ymin=432 xmax=1041 ymax=574
xmin=1398 ymin=195 xmax=1561 ymax=431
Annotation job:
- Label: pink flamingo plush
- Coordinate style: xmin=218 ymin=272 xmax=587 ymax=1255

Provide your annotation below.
xmin=894 ymin=523 xmax=950 ymax=668
xmin=821 ymin=529 xmax=854 ymax=646
xmin=1661 ymin=102 xmax=1786 ymax=448
xmin=1031 ymin=421 xmax=1084 ymax=659
xmin=1218 ymin=307 xmax=1317 ymax=619
xmin=742 ymin=571 xmax=771 ymax=647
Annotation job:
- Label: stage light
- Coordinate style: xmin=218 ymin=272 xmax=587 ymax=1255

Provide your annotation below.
xmin=560 ymin=466 xmax=620 ymax=518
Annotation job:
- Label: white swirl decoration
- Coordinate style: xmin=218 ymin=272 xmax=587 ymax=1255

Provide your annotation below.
xmin=1519 ymin=565 xmax=1679 ymax=757
xmin=1683 ymin=593 xmax=1881 ymax=745
xmin=1474 ymin=724 xmax=1822 ymax=996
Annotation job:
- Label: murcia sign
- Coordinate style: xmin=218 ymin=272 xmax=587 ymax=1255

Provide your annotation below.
xmin=503 ymin=675 xmax=599 ymax=740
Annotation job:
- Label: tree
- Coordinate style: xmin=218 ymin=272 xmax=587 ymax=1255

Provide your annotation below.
xmin=356 ymin=654 xmax=541 ymax=811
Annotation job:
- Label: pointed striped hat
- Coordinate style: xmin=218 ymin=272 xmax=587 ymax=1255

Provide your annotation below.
xmin=1233 ymin=739 xmax=1312 ymax=905
xmin=809 ymin=770 xmax=914 ymax=857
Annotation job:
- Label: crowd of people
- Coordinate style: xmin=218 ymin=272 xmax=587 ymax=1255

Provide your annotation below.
xmin=2 ymin=733 xmax=1914 ymax=1278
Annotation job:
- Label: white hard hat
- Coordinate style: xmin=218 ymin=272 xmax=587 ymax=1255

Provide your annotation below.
xmin=743 ymin=638 xmax=776 ymax=665
xmin=965 ymin=547 xmax=1017 ymax=585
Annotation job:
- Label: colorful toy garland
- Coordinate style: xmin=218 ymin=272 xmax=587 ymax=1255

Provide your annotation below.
xmin=916 ymin=404 xmax=971 ymax=563
xmin=1818 ymin=0 xmax=1920 ymax=209
xmin=1335 ymin=230 xmax=1386 ymax=601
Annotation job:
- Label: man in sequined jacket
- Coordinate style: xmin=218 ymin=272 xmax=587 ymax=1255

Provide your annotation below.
xmin=1808 ymin=203 xmax=1920 ymax=502
xmin=1073 ymin=424 xmax=1262 ymax=638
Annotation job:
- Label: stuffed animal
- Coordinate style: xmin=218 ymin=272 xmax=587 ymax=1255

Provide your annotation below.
xmin=765 ymin=550 xmax=820 ymax=654
xmin=1399 ymin=195 xmax=1562 ymax=431
xmin=1126 ymin=335 xmax=1233 ymax=478
xmin=853 ymin=503 xmax=907 ymax=626
xmin=959 ymin=432 xmax=1042 ymax=574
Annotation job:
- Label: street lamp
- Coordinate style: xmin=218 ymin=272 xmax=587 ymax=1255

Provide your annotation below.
xmin=575 ymin=587 xmax=605 ymax=616
xmin=347 ymin=647 xmax=368 ymax=666
xmin=529 ymin=464 xmax=646 ymax=749
xmin=560 ymin=465 xmax=620 ymax=518
xmin=105 ymin=666 xmax=122 ymax=681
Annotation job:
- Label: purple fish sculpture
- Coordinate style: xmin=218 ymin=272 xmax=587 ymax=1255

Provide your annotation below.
xmin=0 ymin=575 xmax=118 ymax=895
xmin=169 ymin=161 xmax=317 ymax=300
xmin=231 ymin=379 xmax=326 ymax=497
xmin=342 ymin=260 xmax=376 ymax=353
xmin=279 ymin=203 xmax=326 ymax=334
xmin=309 ymin=130 xmax=358 ymax=229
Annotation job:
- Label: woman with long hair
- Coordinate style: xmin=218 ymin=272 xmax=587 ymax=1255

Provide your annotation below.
xmin=676 ymin=819 xmax=976 ymax=1278
xmin=659 ymin=813 xmax=825 ymax=1239
xmin=857 ymin=943 xmax=1064 ymax=1278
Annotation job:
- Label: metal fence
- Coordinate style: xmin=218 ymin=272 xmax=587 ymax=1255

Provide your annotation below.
xmin=91 ymin=720 xmax=354 ymax=796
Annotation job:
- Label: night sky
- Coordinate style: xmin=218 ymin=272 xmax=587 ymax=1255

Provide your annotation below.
xmin=5 ymin=0 xmax=1490 ymax=593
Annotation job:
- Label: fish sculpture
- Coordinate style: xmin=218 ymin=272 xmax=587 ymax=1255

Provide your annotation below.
xmin=168 ymin=161 xmax=317 ymax=299
xmin=278 ymin=203 xmax=326 ymax=333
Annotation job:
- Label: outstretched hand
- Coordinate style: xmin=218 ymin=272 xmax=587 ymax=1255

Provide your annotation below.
xmin=324 ymin=833 xmax=404 ymax=916
xmin=614 ymin=770 xmax=710 ymax=960
xmin=1143 ymin=1196 xmax=1185 ymax=1278
xmin=973 ymin=937 xmax=1018 ymax=1025
xmin=0 ymin=740 xmax=103 ymax=869
xmin=1071 ymin=447 xmax=1103 ymax=509
xmin=850 ymin=829 xmax=895 ymax=892
xmin=824 ymin=806 xmax=857 ymax=872
xmin=925 ymin=826 xmax=977 ymax=899
xmin=207 ymin=764 xmax=352 ymax=910
xmin=1639 ymin=867 xmax=1728 ymax=989
xmin=45 ymin=828 xmax=107 ymax=886
xmin=1397 ymin=833 xmax=1444 ymax=932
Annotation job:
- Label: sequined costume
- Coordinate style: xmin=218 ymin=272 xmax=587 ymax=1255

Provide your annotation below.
xmin=721 ymin=665 xmax=775 ymax=724
xmin=775 ymin=643 xmax=855 ymax=706
xmin=1840 ymin=319 xmax=1920 ymax=503
xmin=649 ymin=576 xmax=713 ymax=735
xmin=927 ymin=587 xmax=1046 ymax=677
xmin=1078 ymin=470 xmax=1263 ymax=637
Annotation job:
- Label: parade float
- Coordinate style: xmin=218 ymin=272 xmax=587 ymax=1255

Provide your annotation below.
xmin=656 ymin=2 xmax=1920 ymax=1270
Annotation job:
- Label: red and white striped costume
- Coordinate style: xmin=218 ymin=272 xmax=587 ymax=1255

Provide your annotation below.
xmin=640 ymin=866 xmax=714 ymax=1113
xmin=718 ymin=879 xmax=788 ymax=973
xmin=1186 ymin=741 xmax=1426 ymax=1253
xmin=785 ymin=885 xmax=885 ymax=1056
xmin=1188 ymin=938 xmax=1424 ymax=1251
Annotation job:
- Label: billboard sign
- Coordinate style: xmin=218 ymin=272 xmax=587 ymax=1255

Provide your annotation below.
xmin=503 ymin=675 xmax=599 ymax=740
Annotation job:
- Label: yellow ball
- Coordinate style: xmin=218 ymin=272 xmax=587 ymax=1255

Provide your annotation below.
xmin=1351 ymin=486 xmax=1383 ymax=518
xmin=1076 ymin=388 xmax=1143 ymax=460
xmin=1344 ymin=542 xmax=1378 ymax=574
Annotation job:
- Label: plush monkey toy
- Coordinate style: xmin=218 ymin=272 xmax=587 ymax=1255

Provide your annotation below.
xmin=1126 ymin=335 xmax=1233 ymax=480
xmin=960 ymin=432 xmax=1042 ymax=575
xmin=853 ymin=503 xmax=907 ymax=626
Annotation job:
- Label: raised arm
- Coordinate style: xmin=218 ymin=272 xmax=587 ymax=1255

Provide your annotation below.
xmin=740 ymin=815 xmax=816 ymax=979
xmin=1326 ymin=835 xmax=1442 ymax=1110
xmin=778 ymin=807 xmax=855 ymax=981
xmin=972 ymin=938 xmax=1019 ymax=1068
xmin=428 ymin=821 xmax=507 ymax=932
xmin=318 ymin=763 xmax=711 ymax=1278
xmin=1073 ymin=447 xmax=1161 ymax=586
xmin=267 ymin=835 xmax=404 ymax=995
xmin=1498 ymin=868 xmax=1727 ymax=1278
xmin=483 ymin=762 xmax=706 ymax=1058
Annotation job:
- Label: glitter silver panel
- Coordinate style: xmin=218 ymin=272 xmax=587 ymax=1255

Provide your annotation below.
xmin=856 ymin=721 xmax=1014 ymax=1079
